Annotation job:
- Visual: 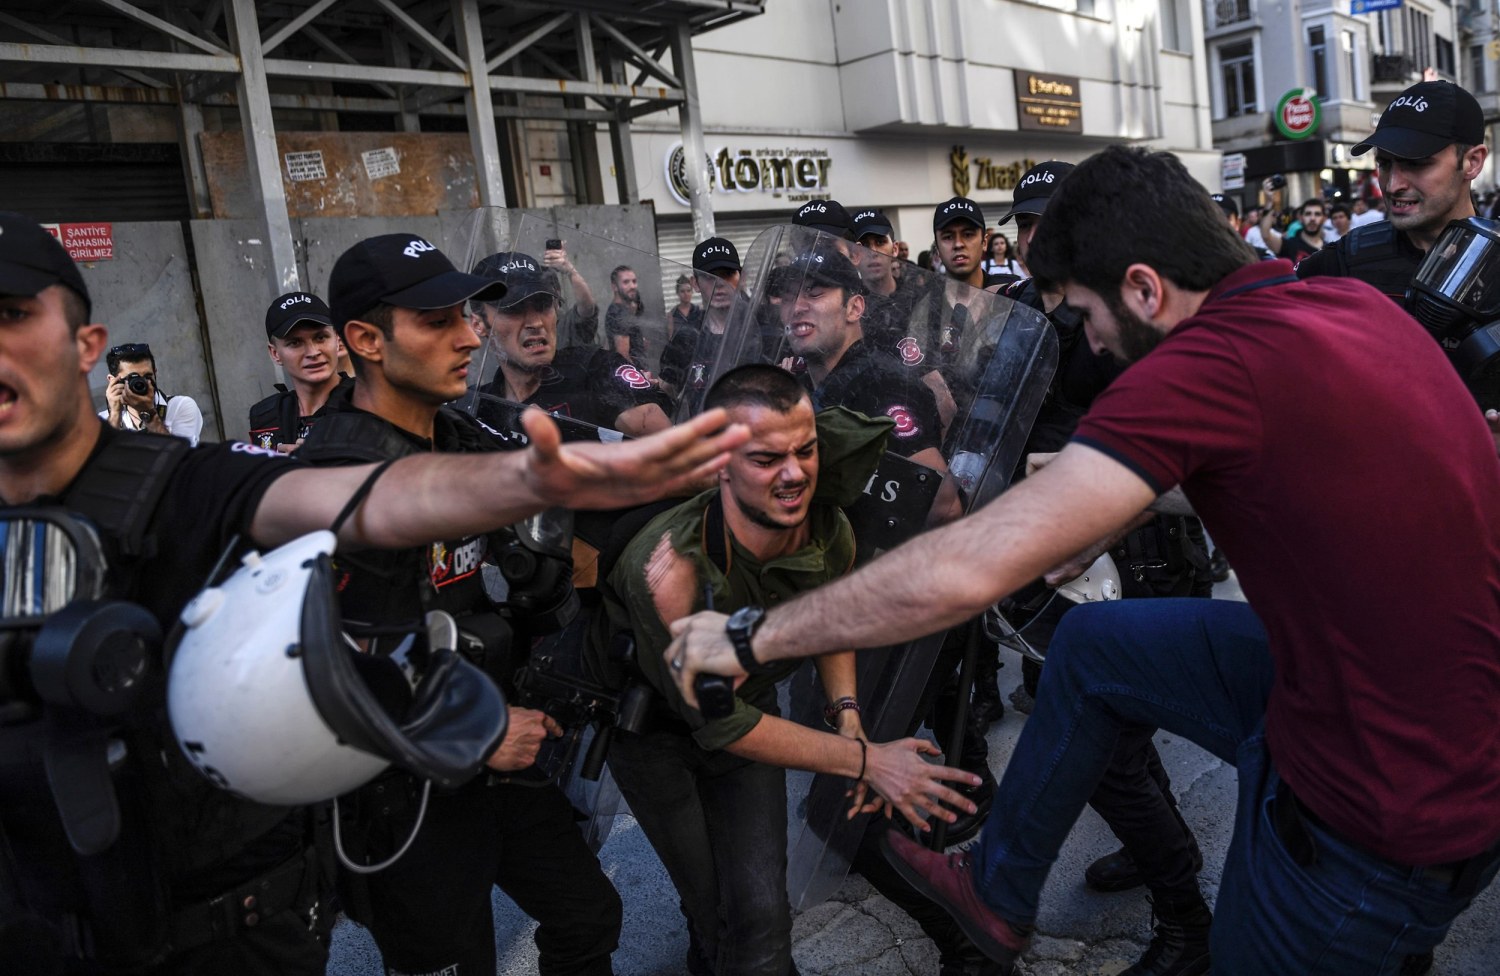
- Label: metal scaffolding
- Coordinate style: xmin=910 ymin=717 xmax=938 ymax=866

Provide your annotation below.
xmin=0 ymin=0 xmax=758 ymax=292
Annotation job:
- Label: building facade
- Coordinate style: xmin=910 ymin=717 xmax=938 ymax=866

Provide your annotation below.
xmin=606 ymin=0 xmax=1220 ymax=266
xmin=1205 ymin=0 xmax=1493 ymax=209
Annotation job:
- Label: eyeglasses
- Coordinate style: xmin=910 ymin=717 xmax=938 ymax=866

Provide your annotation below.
xmin=110 ymin=343 xmax=152 ymax=358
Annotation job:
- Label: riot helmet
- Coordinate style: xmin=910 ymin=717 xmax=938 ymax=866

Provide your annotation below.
xmin=1407 ymin=217 xmax=1500 ymax=408
xmin=168 ymin=531 xmax=509 ymax=806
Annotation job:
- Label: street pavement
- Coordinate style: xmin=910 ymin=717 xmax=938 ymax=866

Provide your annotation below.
xmin=327 ymin=577 xmax=1500 ymax=974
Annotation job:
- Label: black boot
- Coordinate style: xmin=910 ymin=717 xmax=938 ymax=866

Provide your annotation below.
xmin=1085 ymin=799 xmax=1203 ymax=892
xmin=1121 ymin=891 xmax=1212 ymax=976
xmin=969 ymin=644 xmax=1004 ymax=728
xmin=940 ymin=766 xmax=996 ymax=846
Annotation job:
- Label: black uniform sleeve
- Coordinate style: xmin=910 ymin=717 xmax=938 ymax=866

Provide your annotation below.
xmin=848 ymin=371 xmax=942 ymax=458
xmin=1295 ymin=242 xmax=1341 ymax=279
xmin=586 ymin=348 xmax=669 ymax=424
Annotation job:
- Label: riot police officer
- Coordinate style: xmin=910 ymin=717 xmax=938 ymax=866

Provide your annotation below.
xmin=1298 ymin=80 xmax=1486 ymax=302
xmin=299 ymin=232 xmax=625 ymax=976
xmin=248 ymin=291 xmax=352 ymax=452
xmin=471 ymin=250 xmax=673 ymax=437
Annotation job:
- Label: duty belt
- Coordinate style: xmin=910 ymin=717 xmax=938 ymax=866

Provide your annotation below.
xmin=169 ymin=849 xmax=317 ymax=953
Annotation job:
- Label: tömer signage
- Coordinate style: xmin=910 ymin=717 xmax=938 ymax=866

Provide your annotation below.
xmin=1014 ymin=72 xmax=1083 ymax=134
xmin=665 ymin=141 xmax=833 ymax=206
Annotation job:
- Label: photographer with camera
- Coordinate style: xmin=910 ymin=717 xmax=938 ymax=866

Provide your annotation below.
xmin=100 ymin=341 xmax=203 ymax=445
xmin=1255 ymin=181 xmax=1326 ymax=265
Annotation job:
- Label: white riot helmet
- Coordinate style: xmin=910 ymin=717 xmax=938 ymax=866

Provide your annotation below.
xmin=1054 ymin=552 xmax=1122 ymax=605
xmin=167 ymin=531 xmax=508 ymax=806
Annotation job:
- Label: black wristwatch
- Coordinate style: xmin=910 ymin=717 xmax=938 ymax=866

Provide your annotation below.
xmin=725 ymin=605 xmax=769 ymax=675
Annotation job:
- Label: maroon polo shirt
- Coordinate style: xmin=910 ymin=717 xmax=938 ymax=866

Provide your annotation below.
xmin=1073 ymin=259 xmax=1500 ymax=865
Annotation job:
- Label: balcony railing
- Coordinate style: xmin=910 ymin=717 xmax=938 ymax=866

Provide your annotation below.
xmin=1207 ymin=0 xmax=1252 ymax=29
xmin=1373 ymin=53 xmax=1417 ymax=82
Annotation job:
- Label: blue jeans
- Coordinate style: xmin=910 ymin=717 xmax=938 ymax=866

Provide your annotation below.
xmin=973 ymin=598 xmax=1498 ymax=974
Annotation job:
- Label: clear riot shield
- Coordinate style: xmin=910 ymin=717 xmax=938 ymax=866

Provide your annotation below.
xmin=451 ymin=208 xmax=741 ymax=440
xmin=695 ymin=224 xmax=1058 ymax=911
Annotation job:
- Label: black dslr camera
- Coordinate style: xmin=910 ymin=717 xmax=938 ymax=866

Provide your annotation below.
xmin=124 ymin=373 xmax=152 ymax=396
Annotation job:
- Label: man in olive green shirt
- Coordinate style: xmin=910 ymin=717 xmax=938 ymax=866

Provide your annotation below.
xmin=596 ymin=365 xmax=978 ymax=976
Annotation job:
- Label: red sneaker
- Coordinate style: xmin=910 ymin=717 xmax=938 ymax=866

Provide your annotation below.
xmin=880 ymin=830 xmax=1030 ymax=969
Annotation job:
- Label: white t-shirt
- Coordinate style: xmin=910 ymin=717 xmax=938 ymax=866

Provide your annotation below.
xmin=1350 ymin=209 xmax=1386 ymax=228
xmin=99 ymin=391 xmax=204 ymax=446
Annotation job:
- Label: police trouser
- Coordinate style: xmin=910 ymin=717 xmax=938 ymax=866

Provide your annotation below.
xmin=346 ymin=775 xmax=621 ymax=976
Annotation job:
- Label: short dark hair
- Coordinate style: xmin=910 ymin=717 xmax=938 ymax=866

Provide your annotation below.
xmin=610 ymin=265 xmax=634 ymax=285
xmin=675 ymin=274 xmax=692 ymax=289
xmin=59 ymin=285 xmax=89 ymax=334
xmin=1297 ymin=199 xmax=1325 ymax=216
xmin=346 ymin=302 xmax=396 ymax=375
xmin=106 ymin=342 xmax=155 ymax=376
xmin=1329 ymin=203 xmax=1352 ymax=218
xmin=1026 ymin=146 xmax=1255 ymax=297
xmin=704 ymin=364 xmax=809 ymax=415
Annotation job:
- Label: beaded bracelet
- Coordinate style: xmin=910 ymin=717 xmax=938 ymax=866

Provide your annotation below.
xmin=823 ymin=696 xmax=861 ymax=729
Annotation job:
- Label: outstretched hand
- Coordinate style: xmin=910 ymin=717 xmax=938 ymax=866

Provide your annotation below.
xmin=521 ymin=407 xmax=748 ymax=511
xmin=853 ymin=738 xmax=981 ymax=828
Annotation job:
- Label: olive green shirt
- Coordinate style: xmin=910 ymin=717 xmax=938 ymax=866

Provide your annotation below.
xmin=596 ymin=406 xmax=892 ymax=751
xmin=601 ymin=492 xmax=855 ymax=751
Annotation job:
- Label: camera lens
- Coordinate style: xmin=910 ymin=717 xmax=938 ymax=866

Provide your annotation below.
xmin=127 ymin=376 xmax=150 ymax=396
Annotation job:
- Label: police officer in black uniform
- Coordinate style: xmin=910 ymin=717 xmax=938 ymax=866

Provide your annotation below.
xmin=659 ymin=237 xmax=744 ymax=406
xmin=472 ymin=250 xmax=673 ymax=437
xmin=993 ymin=163 xmax=1214 ymax=976
xmin=248 ymin=291 xmax=352 ymax=451
xmin=0 ymin=213 xmax=747 ymax=975
xmin=298 ymin=233 xmax=626 ymax=976
xmin=1298 ymin=82 xmax=1487 ymax=314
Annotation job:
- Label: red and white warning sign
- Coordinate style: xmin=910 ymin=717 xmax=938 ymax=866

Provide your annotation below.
xmin=41 ymin=222 xmax=115 ymax=262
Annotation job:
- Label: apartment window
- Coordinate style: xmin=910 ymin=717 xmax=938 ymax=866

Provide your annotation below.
xmin=1208 ymin=0 xmax=1252 ymax=29
xmin=1161 ymin=0 xmax=1186 ymax=51
xmin=1220 ymin=40 xmax=1258 ymax=117
xmin=1435 ymin=36 xmax=1455 ymax=76
xmin=1406 ymin=7 xmax=1432 ymax=72
xmin=1471 ymin=43 xmax=1490 ymax=92
xmin=1344 ymin=30 xmax=1363 ymax=100
xmin=1309 ymin=26 xmax=1329 ymax=97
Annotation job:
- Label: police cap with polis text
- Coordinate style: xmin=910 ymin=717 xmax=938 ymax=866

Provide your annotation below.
xmin=471 ymin=251 xmax=562 ymax=306
xmin=328 ymin=232 xmax=506 ymax=333
xmin=792 ymin=199 xmax=853 ymax=239
xmin=1210 ymin=193 xmax=1240 ymax=219
xmin=998 ymin=161 xmax=1076 ymax=225
xmin=850 ymin=208 xmax=894 ymax=241
xmin=1352 ymin=81 xmax=1485 ymax=160
xmin=692 ymin=237 xmax=741 ymax=274
xmin=773 ymin=239 xmax=866 ymax=298
xmin=265 ymin=291 xmax=333 ymax=339
xmin=0 ymin=212 xmax=92 ymax=318
xmin=933 ymin=197 xmax=985 ymax=233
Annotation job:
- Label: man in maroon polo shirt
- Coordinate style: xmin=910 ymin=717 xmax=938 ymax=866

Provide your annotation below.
xmin=662 ymin=145 xmax=1500 ymax=975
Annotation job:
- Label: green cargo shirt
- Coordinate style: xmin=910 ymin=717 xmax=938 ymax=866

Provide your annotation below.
xmin=598 ymin=407 xmax=890 ymax=751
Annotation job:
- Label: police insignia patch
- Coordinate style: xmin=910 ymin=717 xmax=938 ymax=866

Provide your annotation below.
xmin=897 ymin=337 xmax=925 ymax=367
xmin=614 ymin=364 xmax=652 ymax=390
xmin=886 ymin=405 xmax=919 ymax=438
